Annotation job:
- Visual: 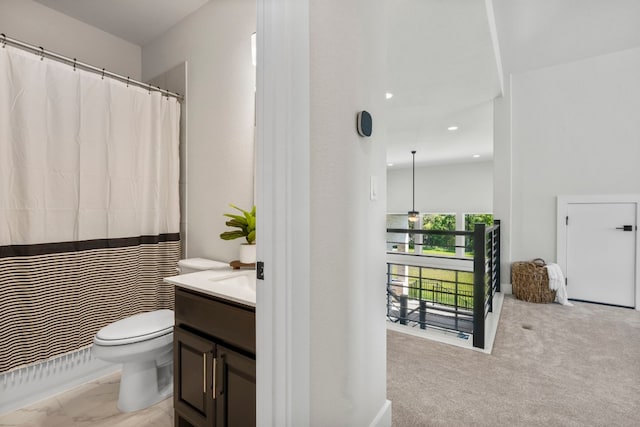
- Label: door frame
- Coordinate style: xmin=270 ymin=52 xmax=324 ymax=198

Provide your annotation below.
xmin=256 ymin=0 xmax=311 ymax=425
xmin=556 ymin=194 xmax=640 ymax=310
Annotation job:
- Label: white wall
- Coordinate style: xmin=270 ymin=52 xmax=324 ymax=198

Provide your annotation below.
xmin=508 ymin=47 xmax=640 ymax=264
xmin=309 ymin=0 xmax=390 ymax=424
xmin=142 ymin=0 xmax=256 ymax=262
xmin=0 ymin=0 xmax=140 ymax=79
xmin=387 ymin=161 xmax=493 ymax=215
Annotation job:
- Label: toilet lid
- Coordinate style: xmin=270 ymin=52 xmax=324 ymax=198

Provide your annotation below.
xmin=95 ymin=309 xmax=174 ymax=345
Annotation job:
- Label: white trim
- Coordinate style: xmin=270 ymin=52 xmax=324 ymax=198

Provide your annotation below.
xmin=482 ymin=292 xmax=504 ymax=352
xmin=386 ymin=252 xmax=473 ymax=272
xmin=256 ymin=0 xmax=311 ymax=425
xmin=386 ymin=292 xmax=504 ymax=355
xmin=386 ymin=322 xmax=473 ymax=350
xmin=455 ymin=214 xmax=465 ymax=258
xmin=484 ymin=0 xmax=504 ymax=95
xmin=502 ymin=282 xmax=512 ymax=295
xmin=0 ymin=347 xmax=119 ymax=415
xmin=368 ymin=400 xmax=392 ymax=427
xmin=182 ymin=60 xmax=189 ymax=258
xmin=557 ymin=194 xmax=640 ymax=310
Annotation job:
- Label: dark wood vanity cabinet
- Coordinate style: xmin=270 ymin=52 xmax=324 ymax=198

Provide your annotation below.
xmin=174 ymin=288 xmax=256 ymax=427
xmin=174 ymin=327 xmax=216 ymax=426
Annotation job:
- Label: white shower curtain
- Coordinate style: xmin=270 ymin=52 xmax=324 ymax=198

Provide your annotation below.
xmin=0 ymin=45 xmax=181 ymax=373
xmin=0 ymin=46 xmax=180 ymax=244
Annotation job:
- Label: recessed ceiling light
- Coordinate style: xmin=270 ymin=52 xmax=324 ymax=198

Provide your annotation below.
xmin=447 ymin=126 xmax=459 ymax=131
xmin=385 ymin=92 xmax=394 ymax=99
xmin=472 ymin=154 xmax=480 ymax=158
xmin=387 ymin=163 xmax=394 ymax=167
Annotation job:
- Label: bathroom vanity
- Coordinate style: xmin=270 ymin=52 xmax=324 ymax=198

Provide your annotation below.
xmin=165 ymin=271 xmax=256 ymax=427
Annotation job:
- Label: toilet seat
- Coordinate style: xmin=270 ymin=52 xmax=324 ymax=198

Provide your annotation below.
xmin=95 ymin=309 xmax=174 ymax=346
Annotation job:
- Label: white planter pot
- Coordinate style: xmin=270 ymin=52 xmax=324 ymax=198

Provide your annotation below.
xmin=239 ymin=244 xmax=256 ymax=264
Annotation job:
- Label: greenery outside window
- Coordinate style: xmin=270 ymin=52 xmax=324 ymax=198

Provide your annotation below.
xmin=422 ymin=213 xmax=456 ymax=256
xmin=464 ymin=213 xmax=494 ymax=256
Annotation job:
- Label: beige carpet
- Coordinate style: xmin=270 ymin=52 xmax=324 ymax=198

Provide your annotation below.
xmin=388 ymin=295 xmax=640 ymax=426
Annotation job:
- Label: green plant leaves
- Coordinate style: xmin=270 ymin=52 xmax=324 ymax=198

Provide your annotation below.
xmin=219 ymin=204 xmax=256 ymax=244
xmin=220 ymin=230 xmax=247 ymax=240
xmin=224 ymin=214 xmax=248 ymax=226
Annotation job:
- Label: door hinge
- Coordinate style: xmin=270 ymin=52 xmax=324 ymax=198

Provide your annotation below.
xmin=565 ymin=277 xmax=567 ymax=286
xmin=257 ymin=261 xmax=264 ymax=280
xmin=565 ymin=216 xmax=568 ymax=226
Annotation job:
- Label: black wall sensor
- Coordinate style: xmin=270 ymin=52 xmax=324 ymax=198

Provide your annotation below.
xmin=357 ymin=110 xmax=373 ymax=137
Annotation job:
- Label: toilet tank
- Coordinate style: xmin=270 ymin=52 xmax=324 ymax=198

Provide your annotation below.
xmin=177 ymin=258 xmax=231 ymax=274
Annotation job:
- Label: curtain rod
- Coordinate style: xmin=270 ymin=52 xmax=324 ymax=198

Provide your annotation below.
xmin=1 ymin=33 xmax=183 ymax=102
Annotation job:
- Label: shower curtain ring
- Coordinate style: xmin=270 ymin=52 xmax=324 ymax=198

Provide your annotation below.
xmin=148 ymin=84 xmax=152 ymax=94
xmin=101 ymin=68 xmax=105 ymax=80
xmin=39 ymin=47 xmax=44 ymax=61
xmin=1 ymin=34 xmax=6 ymax=48
xmin=73 ymin=58 xmax=77 ymax=71
xmin=127 ymin=77 xmax=130 ymax=87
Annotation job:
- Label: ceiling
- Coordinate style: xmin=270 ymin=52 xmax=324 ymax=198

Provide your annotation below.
xmin=34 ymin=0 xmax=211 ymax=46
xmin=32 ymin=0 xmax=640 ymax=169
xmin=385 ymin=0 xmax=501 ymax=168
xmin=493 ymin=0 xmax=640 ymax=75
xmin=387 ymin=0 xmax=640 ymax=168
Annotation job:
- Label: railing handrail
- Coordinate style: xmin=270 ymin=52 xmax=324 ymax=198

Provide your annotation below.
xmin=387 ymin=228 xmax=473 ymax=236
xmin=387 ymin=223 xmax=499 ymax=236
xmin=387 ymin=251 xmax=473 ymax=262
xmin=386 ymin=220 xmax=500 ymax=349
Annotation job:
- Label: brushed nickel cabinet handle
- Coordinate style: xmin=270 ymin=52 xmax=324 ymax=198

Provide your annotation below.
xmin=212 ymin=356 xmax=217 ymax=400
xmin=202 ymin=353 xmax=207 ymax=394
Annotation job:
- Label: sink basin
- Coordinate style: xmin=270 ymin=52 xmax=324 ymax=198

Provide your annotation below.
xmin=209 ymin=272 xmax=256 ymax=292
xmin=165 ymin=270 xmax=257 ymax=307
xmin=206 ymin=272 xmax=256 ymax=305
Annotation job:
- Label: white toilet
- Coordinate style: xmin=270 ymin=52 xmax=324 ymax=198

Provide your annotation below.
xmin=93 ymin=258 xmax=228 ymax=412
xmin=92 ymin=309 xmax=175 ymax=412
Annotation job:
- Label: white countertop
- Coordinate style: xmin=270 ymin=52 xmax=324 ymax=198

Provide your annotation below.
xmin=165 ymin=269 xmax=257 ymax=307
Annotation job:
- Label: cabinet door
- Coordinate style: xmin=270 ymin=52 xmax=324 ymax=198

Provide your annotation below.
xmin=174 ymin=326 xmax=216 ymax=427
xmin=215 ymin=345 xmax=256 ymax=427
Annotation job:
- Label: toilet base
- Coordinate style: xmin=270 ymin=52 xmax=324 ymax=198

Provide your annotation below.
xmin=117 ymin=360 xmax=173 ymax=412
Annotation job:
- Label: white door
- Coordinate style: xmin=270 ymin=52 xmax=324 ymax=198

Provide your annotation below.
xmin=566 ymin=203 xmax=636 ymax=307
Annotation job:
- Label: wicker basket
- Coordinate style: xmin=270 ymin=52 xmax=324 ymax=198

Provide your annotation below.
xmin=511 ymin=258 xmax=556 ymax=303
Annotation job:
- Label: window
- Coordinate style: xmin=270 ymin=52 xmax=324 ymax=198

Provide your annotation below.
xmin=422 ymin=213 xmax=456 ymax=256
xmin=464 ymin=213 xmax=494 ymax=256
xmin=386 ymin=213 xmax=494 ymax=257
xmin=386 ymin=214 xmax=417 ymax=252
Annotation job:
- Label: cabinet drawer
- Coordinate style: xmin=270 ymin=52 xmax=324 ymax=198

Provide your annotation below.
xmin=175 ymin=288 xmax=256 ymax=354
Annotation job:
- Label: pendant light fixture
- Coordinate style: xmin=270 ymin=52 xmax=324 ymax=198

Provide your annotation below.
xmin=408 ymin=150 xmax=419 ymax=222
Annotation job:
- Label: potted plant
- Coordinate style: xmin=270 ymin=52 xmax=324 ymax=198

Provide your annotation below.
xmin=219 ymin=204 xmax=256 ymax=264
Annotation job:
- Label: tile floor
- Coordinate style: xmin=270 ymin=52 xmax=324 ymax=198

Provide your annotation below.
xmin=0 ymin=372 xmax=173 ymax=427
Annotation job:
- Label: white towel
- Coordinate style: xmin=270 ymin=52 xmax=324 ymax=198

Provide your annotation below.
xmin=546 ymin=263 xmax=573 ymax=306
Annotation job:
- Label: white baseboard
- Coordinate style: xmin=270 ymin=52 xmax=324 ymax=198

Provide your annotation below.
xmin=386 ymin=322 xmax=473 ymax=350
xmin=387 ymin=291 xmax=506 ymax=355
xmin=502 ymin=282 xmax=512 ymax=295
xmin=0 ymin=346 xmax=120 ymax=416
xmin=480 ymin=292 xmax=504 ymax=354
xmin=369 ymin=399 xmax=392 ymax=427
